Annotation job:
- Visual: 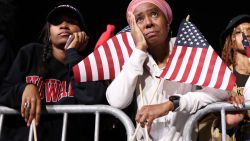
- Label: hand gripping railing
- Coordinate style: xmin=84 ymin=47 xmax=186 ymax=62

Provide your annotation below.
xmin=0 ymin=105 xmax=135 ymax=141
xmin=183 ymin=101 xmax=250 ymax=141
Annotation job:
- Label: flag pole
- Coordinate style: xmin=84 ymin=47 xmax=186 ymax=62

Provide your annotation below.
xmin=32 ymin=119 xmax=38 ymax=141
xmin=186 ymin=15 xmax=190 ymax=21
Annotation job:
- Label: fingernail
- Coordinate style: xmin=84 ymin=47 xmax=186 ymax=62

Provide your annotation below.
xmin=238 ymin=104 xmax=243 ymax=109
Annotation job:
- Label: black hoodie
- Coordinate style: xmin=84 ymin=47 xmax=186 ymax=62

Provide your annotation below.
xmin=0 ymin=43 xmax=109 ymax=141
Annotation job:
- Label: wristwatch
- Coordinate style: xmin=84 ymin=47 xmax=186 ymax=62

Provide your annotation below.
xmin=169 ymin=95 xmax=180 ymax=111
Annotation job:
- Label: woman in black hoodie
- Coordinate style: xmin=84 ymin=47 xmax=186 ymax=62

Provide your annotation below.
xmin=0 ymin=4 xmax=109 ymax=141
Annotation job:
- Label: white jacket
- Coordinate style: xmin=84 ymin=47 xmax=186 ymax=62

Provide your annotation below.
xmin=106 ymin=37 xmax=229 ymax=141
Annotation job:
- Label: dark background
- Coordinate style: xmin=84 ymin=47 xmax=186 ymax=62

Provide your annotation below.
xmin=1 ymin=0 xmax=250 ymax=56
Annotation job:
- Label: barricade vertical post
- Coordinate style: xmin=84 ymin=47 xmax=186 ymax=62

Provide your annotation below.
xmin=0 ymin=114 xmax=4 ymax=137
xmin=220 ymin=108 xmax=226 ymax=141
xmin=94 ymin=111 xmax=100 ymax=141
xmin=61 ymin=113 xmax=68 ymax=141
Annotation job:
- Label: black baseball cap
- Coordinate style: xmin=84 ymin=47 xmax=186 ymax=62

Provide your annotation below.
xmin=47 ymin=4 xmax=86 ymax=30
xmin=220 ymin=14 xmax=250 ymax=45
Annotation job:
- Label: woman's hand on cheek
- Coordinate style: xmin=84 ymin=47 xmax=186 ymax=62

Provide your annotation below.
xmin=128 ymin=12 xmax=148 ymax=52
xmin=65 ymin=31 xmax=89 ymax=51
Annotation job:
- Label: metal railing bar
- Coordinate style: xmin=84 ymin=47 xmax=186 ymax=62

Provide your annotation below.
xmin=183 ymin=102 xmax=250 ymax=141
xmin=0 ymin=105 xmax=135 ymax=141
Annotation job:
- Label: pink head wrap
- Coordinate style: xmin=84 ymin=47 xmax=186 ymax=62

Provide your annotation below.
xmin=126 ymin=0 xmax=173 ymax=24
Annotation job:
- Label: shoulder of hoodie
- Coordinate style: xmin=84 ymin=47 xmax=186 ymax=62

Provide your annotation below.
xmin=18 ymin=42 xmax=44 ymax=53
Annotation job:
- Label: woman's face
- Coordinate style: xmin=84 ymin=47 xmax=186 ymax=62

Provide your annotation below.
xmin=232 ymin=22 xmax=250 ymax=51
xmin=49 ymin=16 xmax=81 ymax=49
xmin=133 ymin=3 xmax=170 ymax=46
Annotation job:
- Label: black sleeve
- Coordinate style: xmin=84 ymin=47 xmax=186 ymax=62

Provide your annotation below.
xmin=0 ymin=35 xmax=14 ymax=84
xmin=65 ymin=48 xmax=83 ymax=67
xmin=72 ymin=80 xmax=110 ymax=105
xmin=0 ymin=45 xmax=33 ymax=109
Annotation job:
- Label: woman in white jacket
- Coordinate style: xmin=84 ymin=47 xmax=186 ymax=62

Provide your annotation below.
xmin=106 ymin=0 xmax=229 ymax=140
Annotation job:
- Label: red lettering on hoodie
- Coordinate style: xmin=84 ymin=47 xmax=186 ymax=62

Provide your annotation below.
xmin=59 ymin=81 xmax=67 ymax=100
xmin=26 ymin=75 xmax=73 ymax=103
xmin=45 ymin=79 xmax=61 ymax=102
xmin=67 ymin=82 xmax=73 ymax=97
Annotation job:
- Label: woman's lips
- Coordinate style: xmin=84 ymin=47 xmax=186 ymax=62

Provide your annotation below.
xmin=59 ymin=31 xmax=71 ymax=37
xmin=146 ymin=31 xmax=157 ymax=38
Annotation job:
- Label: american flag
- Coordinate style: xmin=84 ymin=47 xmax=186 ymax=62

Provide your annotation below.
xmin=73 ymin=32 xmax=135 ymax=82
xmin=242 ymin=32 xmax=250 ymax=61
xmin=159 ymin=19 xmax=235 ymax=91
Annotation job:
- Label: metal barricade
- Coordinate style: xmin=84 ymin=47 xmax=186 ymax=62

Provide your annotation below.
xmin=0 ymin=105 xmax=135 ymax=141
xmin=183 ymin=101 xmax=250 ymax=141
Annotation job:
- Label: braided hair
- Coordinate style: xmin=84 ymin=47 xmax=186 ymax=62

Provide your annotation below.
xmin=39 ymin=22 xmax=52 ymax=75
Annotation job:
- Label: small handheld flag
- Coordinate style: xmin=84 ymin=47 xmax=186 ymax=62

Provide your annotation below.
xmin=241 ymin=32 xmax=250 ymax=61
xmin=159 ymin=18 xmax=235 ymax=91
xmin=73 ymin=32 xmax=135 ymax=82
